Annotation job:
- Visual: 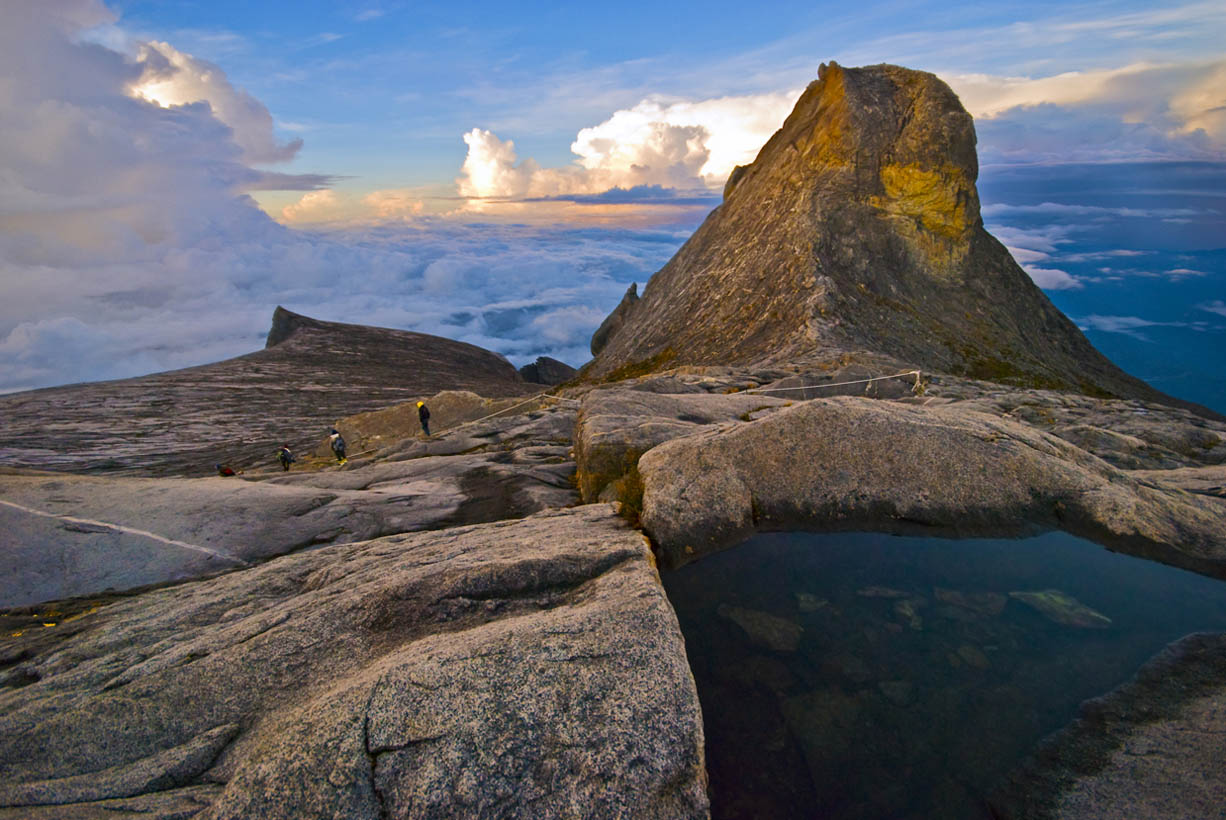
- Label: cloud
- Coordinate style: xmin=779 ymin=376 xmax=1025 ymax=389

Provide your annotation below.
xmin=130 ymin=40 xmax=303 ymax=164
xmin=957 ymin=60 xmax=1226 ymax=165
xmin=1022 ymin=266 xmax=1083 ymax=290
xmin=456 ymin=91 xmax=797 ymax=200
xmin=1 ymin=3 xmax=685 ymax=393
xmin=1075 ymin=313 xmax=1197 ymax=340
xmin=1199 ymin=300 xmax=1226 ymax=317
xmin=281 ymin=190 xmax=342 ymax=223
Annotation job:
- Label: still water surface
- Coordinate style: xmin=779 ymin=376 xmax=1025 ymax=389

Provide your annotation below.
xmin=661 ymin=530 xmax=1226 ymax=820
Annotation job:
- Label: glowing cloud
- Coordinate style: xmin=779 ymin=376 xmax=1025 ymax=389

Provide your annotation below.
xmin=457 ymin=91 xmax=797 ymax=200
xmin=129 ymin=41 xmax=302 ymax=164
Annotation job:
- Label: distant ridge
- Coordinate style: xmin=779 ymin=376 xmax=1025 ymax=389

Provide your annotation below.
xmin=586 ymin=62 xmax=1209 ymax=415
xmin=0 ymin=307 xmax=531 ymax=476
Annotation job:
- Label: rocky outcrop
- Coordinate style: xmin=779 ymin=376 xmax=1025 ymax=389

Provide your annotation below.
xmin=584 ymin=63 xmax=1206 ymax=415
xmin=0 ymin=307 xmax=532 ymax=477
xmin=635 ymin=396 xmax=1226 ymax=573
xmin=989 ymin=632 xmax=1226 ymax=819
xmin=590 ymin=283 xmax=639 ymax=357
xmin=519 ymin=356 xmax=579 ymax=385
xmin=0 ymin=506 xmax=708 ymax=819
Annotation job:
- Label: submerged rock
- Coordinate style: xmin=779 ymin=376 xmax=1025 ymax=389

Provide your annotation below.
xmin=717 ymin=605 xmax=804 ymax=652
xmin=1008 ymin=590 xmax=1112 ymax=629
xmin=856 ymin=586 xmax=908 ymax=599
xmin=934 ymin=588 xmax=1007 ymax=617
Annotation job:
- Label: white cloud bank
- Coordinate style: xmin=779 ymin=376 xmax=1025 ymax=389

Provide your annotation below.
xmin=0 ymin=1 xmax=683 ymax=393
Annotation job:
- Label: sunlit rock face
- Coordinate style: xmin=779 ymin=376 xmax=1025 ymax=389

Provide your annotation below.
xmin=585 ymin=62 xmax=1190 ymax=408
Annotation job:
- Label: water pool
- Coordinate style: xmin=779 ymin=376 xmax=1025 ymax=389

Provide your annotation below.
xmin=661 ymin=530 xmax=1226 ymax=819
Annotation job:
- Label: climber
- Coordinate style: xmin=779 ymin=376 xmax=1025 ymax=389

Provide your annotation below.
xmin=277 ymin=445 xmax=295 ymax=472
xmin=417 ymin=401 xmax=431 ymax=437
xmin=329 ymin=429 xmax=347 ymax=464
xmin=216 ymin=463 xmax=237 ymax=477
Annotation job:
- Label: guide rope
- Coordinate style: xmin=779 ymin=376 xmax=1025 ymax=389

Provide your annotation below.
xmin=743 ymin=369 xmax=924 ymax=395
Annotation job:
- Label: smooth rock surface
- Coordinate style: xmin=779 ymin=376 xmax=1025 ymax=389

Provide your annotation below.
xmin=637 ymin=396 xmax=1226 ymax=572
xmin=0 ymin=506 xmax=708 ymax=819
xmin=574 ymin=389 xmax=788 ymax=502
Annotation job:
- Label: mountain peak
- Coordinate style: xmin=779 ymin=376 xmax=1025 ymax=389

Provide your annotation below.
xmin=586 ymin=62 xmax=1188 ymax=408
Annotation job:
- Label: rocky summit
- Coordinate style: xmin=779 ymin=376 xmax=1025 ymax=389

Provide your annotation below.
xmin=585 ymin=62 xmax=1199 ymax=412
xmin=2 ymin=63 xmax=1226 ymax=820
xmin=0 ymin=307 xmax=533 ymax=477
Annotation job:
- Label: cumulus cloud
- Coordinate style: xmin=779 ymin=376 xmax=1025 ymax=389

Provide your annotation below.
xmin=129 ymin=40 xmax=303 ymax=164
xmin=456 ymin=91 xmax=797 ymax=200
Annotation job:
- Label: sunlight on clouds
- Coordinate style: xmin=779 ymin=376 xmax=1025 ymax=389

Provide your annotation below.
xmin=128 ymin=40 xmax=302 ymax=164
xmin=281 ymin=190 xmax=341 ymax=223
xmin=571 ymin=92 xmax=798 ymax=186
xmin=950 ymin=59 xmax=1226 ymax=162
xmin=457 ymin=91 xmax=797 ymax=201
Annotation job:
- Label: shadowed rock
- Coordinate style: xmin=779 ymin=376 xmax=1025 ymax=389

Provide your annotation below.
xmin=0 ymin=507 xmax=707 ymax=819
xmin=990 ymin=632 xmax=1226 ymax=819
xmin=519 ymin=356 xmax=579 ymax=385
xmin=590 ymin=282 xmax=638 ymax=356
xmin=584 ymin=62 xmax=1210 ymax=416
xmin=0 ymin=392 xmax=580 ymax=607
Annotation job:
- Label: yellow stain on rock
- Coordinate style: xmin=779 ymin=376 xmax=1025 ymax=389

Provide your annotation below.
xmin=870 ymin=162 xmax=978 ymax=274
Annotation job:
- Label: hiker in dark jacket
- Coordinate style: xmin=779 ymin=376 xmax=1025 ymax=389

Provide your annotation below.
xmin=329 ymin=429 xmax=347 ymax=464
xmin=277 ymin=445 xmax=295 ymax=471
xmin=417 ymin=401 xmax=431 ymax=437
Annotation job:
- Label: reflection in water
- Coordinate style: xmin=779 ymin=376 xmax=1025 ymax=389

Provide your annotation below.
xmin=661 ymin=531 xmax=1226 ymax=820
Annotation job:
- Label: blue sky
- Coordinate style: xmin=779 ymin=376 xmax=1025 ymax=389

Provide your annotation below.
xmin=1 ymin=0 xmax=1224 ymax=410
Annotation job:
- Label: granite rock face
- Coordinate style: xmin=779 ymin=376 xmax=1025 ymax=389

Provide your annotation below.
xmin=584 ymin=63 xmax=1204 ymax=414
xmin=0 ymin=507 xmax=708 ymax=820
xmin=636 ymin=396 xmax=1226 ymax=573
xmin=0 ymin=307 xmax=533 ymax=477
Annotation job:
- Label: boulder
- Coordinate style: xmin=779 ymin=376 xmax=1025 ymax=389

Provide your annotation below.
xmin=573 ymin=389 xmax=788 ymax=503
xmin=636 ymin=396 xmax=1226 ymax=573
xmin=0 ymin=506 xmax=708 ymax=819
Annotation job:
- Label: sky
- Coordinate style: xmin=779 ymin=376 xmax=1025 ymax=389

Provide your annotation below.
xmin=1 ymin=0 xmax=1224 ymax=411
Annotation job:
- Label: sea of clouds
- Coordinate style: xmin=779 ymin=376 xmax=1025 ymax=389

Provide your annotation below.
xmin=2 ymin=1 xmax=1224 ymax=407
